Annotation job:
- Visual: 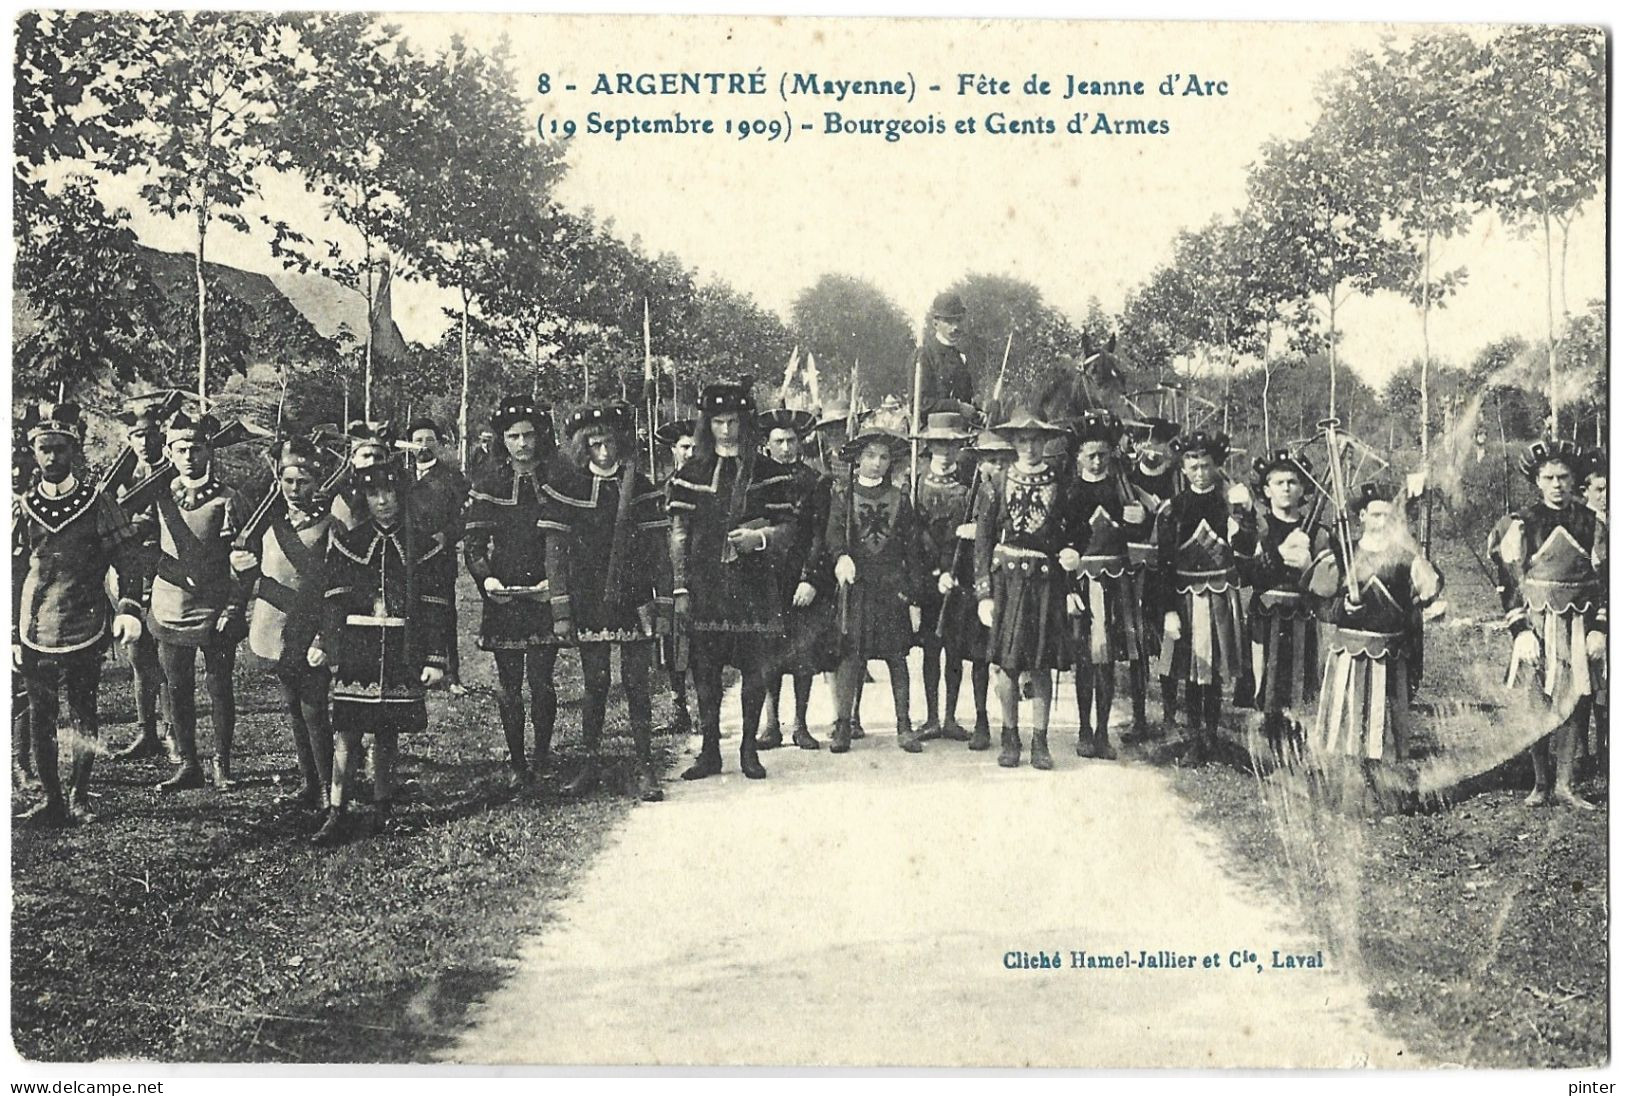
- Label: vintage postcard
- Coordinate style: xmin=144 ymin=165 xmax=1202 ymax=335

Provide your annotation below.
xmin=8 ymin=9 xmax=1608 ymax=1074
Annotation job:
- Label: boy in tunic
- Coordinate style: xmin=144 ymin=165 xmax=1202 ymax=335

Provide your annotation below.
xmin=1499 ymin=441 xmax=1607 ymax=809
xmin=1121 ymin=417 xmax=1180 ymax=739
xmin=464 ymin=396 xmax=560 ymax=783
xmin=945 ymin=429 xmax=1014 ymax=750
xmin=144 ymin=410 xmax=249 ymax=792
xmin=1153 ymin=430 xmax=1255 ymax=763
xmin=310 ymin=460 xmax=449 ymax=845
xmin=828 ymin=425 xmax=923 ymax=754
xmin=667 ymin=382 xmax=797 ymax=780
xmin=541 ymin=404 xmax=668 ymax=802
xmin=756 ymin=408 xmax=833 ymax=751
xmin=654 ymin=418 xmax=698 ymax=738
xmin=1240 ymin=451 xmax=1337 ymax=765
xmin=974 ymin=413 xmax=1088 ymax=770
xmin=229 ymin=437 xmax=334 ymax=808
xmin=1311 ymin=485 xmax=1441 ymax=779
xmin=912 ymin=411 xmax=977 ymax=744
xmin=12 ymin=403 xmax=147 ymax=825
xmin=1067 ymin=410 xmax=1146 ymax=761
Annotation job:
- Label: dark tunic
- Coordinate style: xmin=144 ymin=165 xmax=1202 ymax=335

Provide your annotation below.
xmin=13 ymin=479 xmax=144 ymax=654
xmin=827 ymin=478 xmax=921 ymax=660
xmin=1313 ymin=540 xmax=1440 ymax=762
xmin=915 ymin=468 xmax=972 ymax=648
xmin=319 ymin=516 xmax=451 ymax=733
xmin=974 ymin=462 xmax=1087 ymax=672
xmin=1152 ymin=486 xmax=1255 ymax=685
xmin=775 ymin=461 xmax=838 ymax=674
xmin=464 ymin=463 xmax=553 ymax=651
xmin=540 ymin=463 xmax=667 ymax=645
xmin=1240 ymin=511 xmax=1335 ymax=712
xmin=1501 ymin=500 xmax=1606 ymax=705
xmin=667 ymin=453 xmax=796 ymax=643
xmin=1072 ymin=476 xmax=1144 ymax=666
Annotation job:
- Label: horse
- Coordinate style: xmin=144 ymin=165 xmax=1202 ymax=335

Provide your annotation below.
xmin=1032 ymin=331 xmax=1130 ymax=427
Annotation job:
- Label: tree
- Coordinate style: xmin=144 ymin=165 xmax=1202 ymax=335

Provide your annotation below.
xmin=120 ymin=11 xmax=289 ymax=407
xmin=273 ymin=12 xmax=435 ymax=416
xmin=1246 ymin=129 xmax=1413 ymax=419
xmin=788 ymin=275 xmax=914 ymax=406
xmin=396 ymin=36 xmax=567 ymax=464
xmin=1475 ymin=25 xmax=1606 ymax=435
xmin=1322 ymin=32 xmax=1482 ymax=475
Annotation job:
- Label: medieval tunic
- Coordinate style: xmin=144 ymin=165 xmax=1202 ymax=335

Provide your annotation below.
xmin=826 ymin=478 xmax=921 ymax=660
xmin=318 ymin=517 xmax=450 ymax=734
xmin=240 ymin=506 xmax=331 ymax=675
xmin=774 ymin=461 xmax=838 ymax=674
xmin=1153 ymin=486 xmax=1253 ymax=686
xmin=974 ymin=462 xmax=1086 ymax=672
xmin=1073 ymin=476 xmax=1144 ymax=667
xmin=145 ymin=474 xmax=247 ymax=646
xmin=1312 ymin=542 xmax=1440 ymax=762
xmin=1127 ymin=463 xmax=1178 ymax=657
xmin=540 ymin=464 xmax=668 ymax=645
xmin=464 ymin=463 xmax=553 ymax=651
xmin=667 ymin=453 xmax=796 ymax=651
xmin=915 ymin=468 xmax=973 ymax=647
xmin=1242 ymin=512 xmax=1337 ymax=714
xmin=1501 ymin=501 xmax=1607 ymax=711
xmin=13 ymin=480 xmax=145 ymax=655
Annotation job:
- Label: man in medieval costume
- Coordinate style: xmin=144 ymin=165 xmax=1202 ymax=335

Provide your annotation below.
xmin=911 ymin=410 xmax=979 ymax=745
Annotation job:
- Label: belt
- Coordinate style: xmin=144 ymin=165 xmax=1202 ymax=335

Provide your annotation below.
xmin=345 ymin=614 xmax=407 ymax=627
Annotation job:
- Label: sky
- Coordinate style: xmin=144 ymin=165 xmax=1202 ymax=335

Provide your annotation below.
xmin=100 ymin=14 xmax=1606 ymax=392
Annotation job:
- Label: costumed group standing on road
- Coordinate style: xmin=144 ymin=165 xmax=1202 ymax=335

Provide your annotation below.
xmin=11 ymin=292 xmax=1609 ymax=842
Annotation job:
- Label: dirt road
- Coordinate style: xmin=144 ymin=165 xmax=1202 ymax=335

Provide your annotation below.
xmin=447 ymin=655 xmax=1407 ymax=1067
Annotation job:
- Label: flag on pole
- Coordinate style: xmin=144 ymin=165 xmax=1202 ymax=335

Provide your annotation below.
xmin=779 ymin=344 xmax=800 ymax=406
xmin=805 ymin=350 xmax=820 ymax=410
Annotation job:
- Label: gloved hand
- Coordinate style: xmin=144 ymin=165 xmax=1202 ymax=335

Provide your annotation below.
xmin=229 ymin=549 xmax=258 ymax=573
xmin=908 ymin=606 xmax=923 ymax=633
xmin=955 ymin=522 xmax=977 ymax=541
xmin=1511 ymin=630 xmax=1539 ymax=669
xmin=1067 ymin=592 xmax=1086 ymax=616
xmin=793 ymin=581 xmax=818 ymax=608
xmin=1164 ymin=610 xmax=1182 ymax=642
xmin=1227 ymin=516 xmax=1241 ymax=540
xmin=1586 ymin=631 xmax=1607 ymax=660
xmin=111 ymin=613 xmax=143 ymax=645
xmin=421 ymin=666 xmax=445 ymax=687
xmin=1122 ymin=502 xmax=1145 ymax=525
xmin=482 ymin=576 xmax=506 ymax=598
xmin=978 ymin=598 xmax=995 ymax=629
xmin=835 ymin=555 xmax=856 ymax=586
xmin=1278 ymin=529 xmax=1312 ymax=570
xmin=553 ymin=616 xmax=576 ymax=641
xmin=673 ymin=591 xmax=690 ymax=623
xmin=1422 ymin=598 xmax=1448 ymax=623
xmin=937 ymin=571 xmax=956 ymax=596
xmin=307 ymin=645 xmax=327 ymax=668
xmin=11 ymin=644 xmax=21 ymax=670
xmin=1058 ymin=547 xmax=1082 ymax=573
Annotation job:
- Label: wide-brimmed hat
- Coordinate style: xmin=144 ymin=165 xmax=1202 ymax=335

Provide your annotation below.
xmin=840 ymin=425 xmax=911 ymax=464
xmin=654 ymin=418 xmax=697 ymax=447
xmin=930 ymin=292 xmax=968 ymax=321
xmin=117 ymin=390 xmax=184 ymax=430
xmin=967 ymin=429 xmax=1016 ymax=456
xmin=492 ymin=395 xmax=548 ymax=435
xmin=563 ymin=402 xmax=634 ymax=438
xmin=992 ymin=411 xmax=1068 ymax=438
xmin=756 ymin=408 xmax=817 ymax=436
xmin=913 ymin=410 xmax=975 ymax=442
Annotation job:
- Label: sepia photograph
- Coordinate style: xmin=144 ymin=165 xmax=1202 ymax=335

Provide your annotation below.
xmin=7 ymin=8 xmax=1610 ymax=1074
